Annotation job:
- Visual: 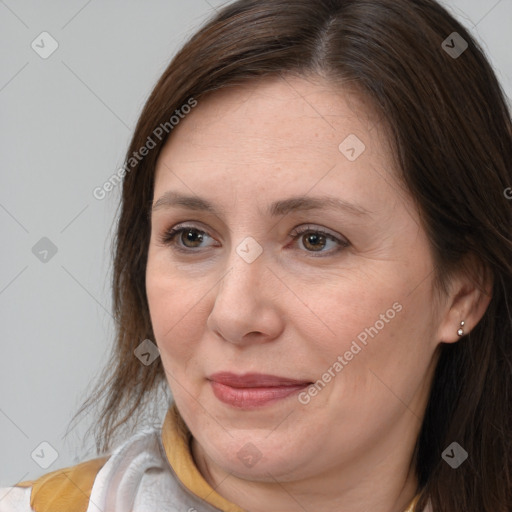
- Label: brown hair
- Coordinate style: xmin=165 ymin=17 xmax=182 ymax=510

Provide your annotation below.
xmin=70 ymin=0 xmax=512 ymax=510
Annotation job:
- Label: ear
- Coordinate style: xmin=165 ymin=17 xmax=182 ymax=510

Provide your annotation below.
xmin=435 ymin=254 xmax=493 ymax=344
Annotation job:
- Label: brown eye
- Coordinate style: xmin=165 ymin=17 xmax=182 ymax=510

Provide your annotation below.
xmin=159 ymin=225 xmax=215 ymax=252
xmin=302 ymin=232 xmax=328 ymax=252
xmin=180 ymin=228 xmax=204 ymax=248
xmin=290 ymin=225 xmax=349 ymax=256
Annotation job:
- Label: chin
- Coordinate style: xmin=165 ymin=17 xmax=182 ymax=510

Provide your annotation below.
xmin=199 ymin=429 xmax=313 ymax=482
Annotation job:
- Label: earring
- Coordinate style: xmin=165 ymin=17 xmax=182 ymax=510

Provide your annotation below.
xmin=457 ymin=321 xmax=465 ymax=336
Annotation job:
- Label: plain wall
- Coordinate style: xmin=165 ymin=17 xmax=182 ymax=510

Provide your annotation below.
xmin=1 ymin=0 xmax=511 ymax=486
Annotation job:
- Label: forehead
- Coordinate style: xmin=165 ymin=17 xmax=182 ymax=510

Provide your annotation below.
xmin=153 ymin=75 xmax=398 ymax=209
xmin=160 ymin=75 xmax=385 ymax=156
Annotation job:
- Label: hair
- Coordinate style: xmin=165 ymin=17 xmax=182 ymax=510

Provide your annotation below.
xmin=69 ymin=0 xmax=512 ymax=510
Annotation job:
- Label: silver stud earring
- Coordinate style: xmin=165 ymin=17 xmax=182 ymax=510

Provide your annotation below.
xmin=457 ymin=321 xmax=465 ymax=337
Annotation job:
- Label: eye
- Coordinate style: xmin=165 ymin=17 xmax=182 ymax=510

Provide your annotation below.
xmin=288 ymin=225 xmax=349 ymax=255
xmin=158 ymin=224 xmax=217 ymax=252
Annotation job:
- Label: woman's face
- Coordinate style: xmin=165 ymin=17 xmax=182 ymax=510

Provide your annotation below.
xmin=146 ymin=76 xmax=444 ymax=484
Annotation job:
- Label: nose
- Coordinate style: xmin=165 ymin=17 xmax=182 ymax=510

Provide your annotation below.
xmin=206 ymin=243 xmax=285 ymax=346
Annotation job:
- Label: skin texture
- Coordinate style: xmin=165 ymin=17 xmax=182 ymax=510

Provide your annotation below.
xmin=145 ymin=75 xmax=491 ymax=512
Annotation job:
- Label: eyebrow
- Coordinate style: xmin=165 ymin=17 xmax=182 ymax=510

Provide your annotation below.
xmin=151 ymin=191 xmax=371 ymax=218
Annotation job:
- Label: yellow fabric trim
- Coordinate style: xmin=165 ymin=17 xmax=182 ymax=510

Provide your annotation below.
xmin=15 ymin=456 xmax=109 ymax=512
xmin=162 ymin=403 xmax=246 ymax=512
xmin=404 ymin=494 xmax=420 ymax=511
xmin=15 ymin=480 xmax=33 ymax=488
xmin=162 ymin=404 xmax=421 ymax=512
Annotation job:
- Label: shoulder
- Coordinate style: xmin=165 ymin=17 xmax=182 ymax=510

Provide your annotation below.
xmin=0 ymin=456 xmax=108 ymax=512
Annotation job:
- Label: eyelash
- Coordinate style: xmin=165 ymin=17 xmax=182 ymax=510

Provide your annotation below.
xmin=158 ymin=223 xmax=349 ymax=256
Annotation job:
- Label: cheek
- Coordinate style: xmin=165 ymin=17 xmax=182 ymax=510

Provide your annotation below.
xmin=296 ymin=267 xmax=433 ymax=395
xmin=291 ymin=267 xmax=405 ymax=358
xmin=145 ymin=257 xmax=209 ymax=372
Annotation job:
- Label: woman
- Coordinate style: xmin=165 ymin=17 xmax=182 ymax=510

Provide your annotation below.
xmin=1 ymin=0 xmax=510 ymax=511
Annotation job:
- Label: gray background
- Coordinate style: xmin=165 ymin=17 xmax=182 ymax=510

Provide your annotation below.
xmin=0 ymin=0 xmax=511 ymax=486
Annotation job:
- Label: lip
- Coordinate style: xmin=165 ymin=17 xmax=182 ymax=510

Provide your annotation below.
xmin=208 ymin=372 xmax=312 ymax=408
